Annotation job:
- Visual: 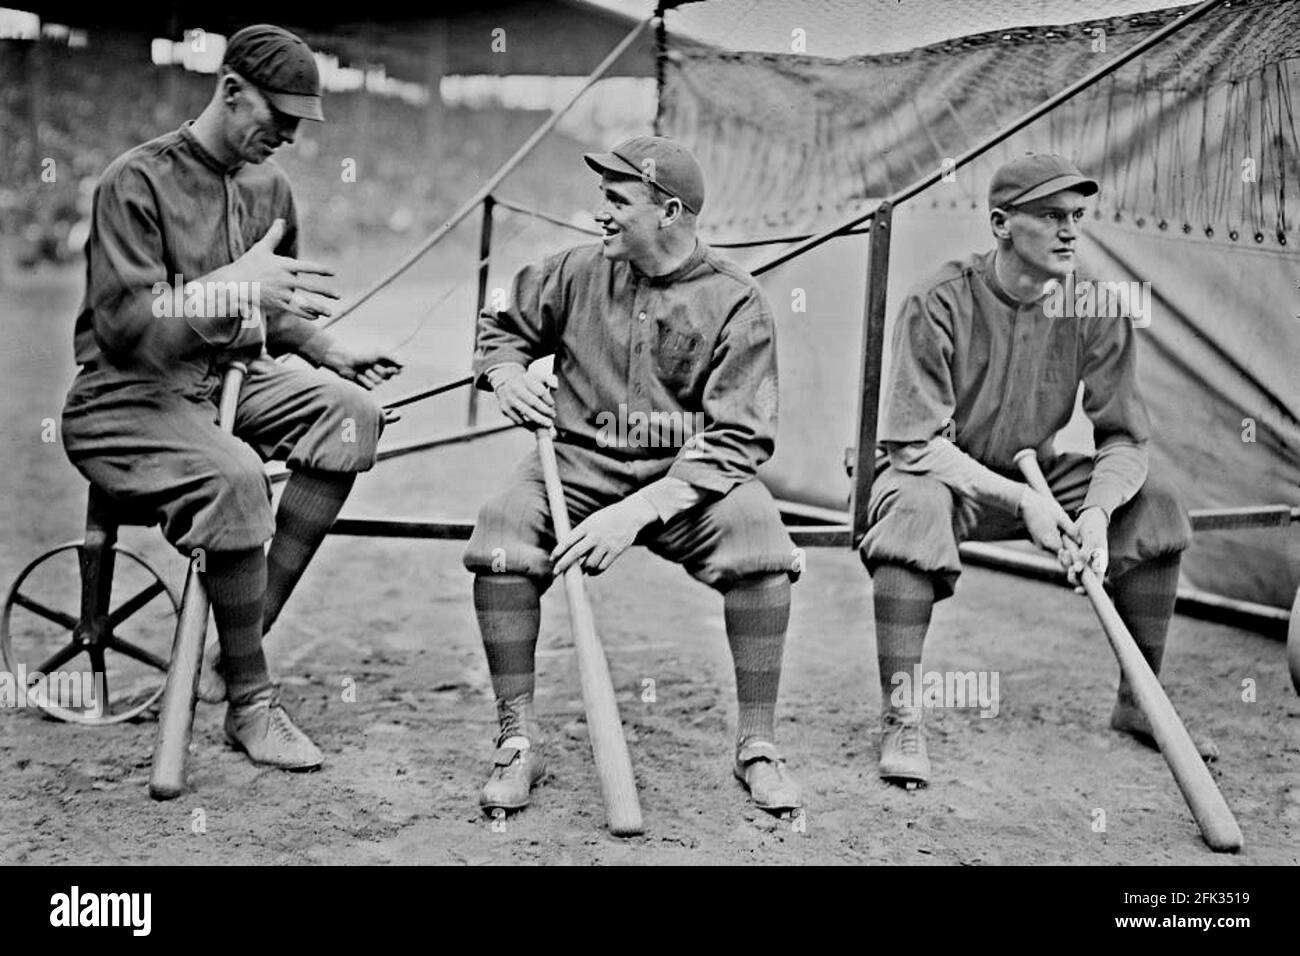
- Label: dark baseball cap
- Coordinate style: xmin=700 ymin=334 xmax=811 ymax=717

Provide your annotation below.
xmin=222 ymin=24 xmax=324 ymax=122
xmin=988 ymin=153 xmax=1098 ymax=210
xmin=584 ymin=136 xmax=705 ymax=214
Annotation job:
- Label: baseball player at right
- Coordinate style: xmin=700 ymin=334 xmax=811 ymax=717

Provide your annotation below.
xmin=861 ymin=154 xmax=1217 ymax=788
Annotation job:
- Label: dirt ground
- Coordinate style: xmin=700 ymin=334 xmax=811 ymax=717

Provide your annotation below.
xmin=1 ymin=259 xmax=1297 ymax=866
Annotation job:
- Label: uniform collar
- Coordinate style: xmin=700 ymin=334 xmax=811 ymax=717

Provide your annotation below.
xmin=179 ymin=121 xmax=243 ymax=176
xmin=630 ymin=239 xmax=707 ymax=286
xmin=977 ymin=247 xmax=1050 ymax=310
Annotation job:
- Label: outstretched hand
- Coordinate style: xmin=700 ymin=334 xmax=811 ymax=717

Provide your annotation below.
xmin=322 ymin=343 xmax=404 ymax=390
xmin=235 ymin=219 xmax=339 ymax=321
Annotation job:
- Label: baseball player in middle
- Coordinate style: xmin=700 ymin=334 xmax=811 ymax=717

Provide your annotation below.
xmin=462 ymin=136 xmax=803 ymax=816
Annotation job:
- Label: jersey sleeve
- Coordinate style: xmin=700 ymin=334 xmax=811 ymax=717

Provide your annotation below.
xmin=472 ymin=252 xmax=567 ymax=388
xmin=84 ymin=164 xmax=182 ymax=359
xmin=877 ymin=287 xmax=957 ymax=444
xmin=1079 ymin=313 xmax=1151 ymax=516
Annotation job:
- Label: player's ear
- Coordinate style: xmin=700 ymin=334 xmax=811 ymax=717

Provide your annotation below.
xmin=659 ymin=197 xmax=683 ymax=229
xmin=220 ymin=70 xmax=248 ymax=109
xmin=990 ymin=207 xmax=1012 ymax=240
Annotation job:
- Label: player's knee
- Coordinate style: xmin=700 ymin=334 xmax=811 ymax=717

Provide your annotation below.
xmin=330 ymin=381 xmax=384 ymax=440
xmin=872 ymin=474 xmax=955 ymax=537
xmin=1128 ymin=472 xmax=1193 ymax=550
xmin=215 ymin=459 xmax=273 ymax=514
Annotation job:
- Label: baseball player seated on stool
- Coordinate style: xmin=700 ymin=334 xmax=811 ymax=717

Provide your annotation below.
xmin=463 ymin=136 xmax=803 ymax=814
xmin=862 ymin=153 xmax=1217 ymax=788
xmin=60 ymin=24 xmax=401 ymax=770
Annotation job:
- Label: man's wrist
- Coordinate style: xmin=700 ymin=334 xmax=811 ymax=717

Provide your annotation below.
xmin=486 ymin=362 xmax=527 ymax=390
xmin=1079 ymin=505 xmax=1110 ymax=525
xmin=623 ymin=491 xmax=660 ymax=527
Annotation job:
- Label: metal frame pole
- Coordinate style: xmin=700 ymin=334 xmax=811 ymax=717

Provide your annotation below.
xmin=468 ymin=195 xmax=495 ymax=426
xmin=320 ymin=15 xmax=655 ymax=331
xmin=849 ymin=202 xmax=893 ymax=548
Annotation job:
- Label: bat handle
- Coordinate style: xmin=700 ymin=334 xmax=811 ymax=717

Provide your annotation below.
xmin=149 ymin=362 xmax=247 ymax=800
xmin=1014 ymin=448 xmax=1078 ymax=545
xmin=1012 ymin=448 xmax=1051 ymax=498
xmin=535 ymin=429 xmax=572 ymax=539
xmin=218 ymin=361 xmax=248 ymax=433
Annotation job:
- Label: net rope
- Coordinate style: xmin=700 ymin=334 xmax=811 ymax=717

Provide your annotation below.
xmin=660 ymin=0 xmax=1300 ymax=245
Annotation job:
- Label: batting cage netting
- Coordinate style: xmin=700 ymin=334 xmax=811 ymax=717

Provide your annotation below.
xmin=657 ymin=0 xmax=1300 ymax=609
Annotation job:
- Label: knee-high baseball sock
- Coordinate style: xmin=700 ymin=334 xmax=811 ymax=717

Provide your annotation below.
xmin=723 ymin=572 xmax=791 ymax=746
xmin=263 ymin=469 xmax=355 ymax=634
xmin=1110 ymin=552 xmax=1181 ymax=702
xmin=474 ymin=574 xmax=542 ymax=741
xmin=204 ymin=547 xmax=270 ymax=704
xmin=872 ymin=564 xmax=936 ymax=712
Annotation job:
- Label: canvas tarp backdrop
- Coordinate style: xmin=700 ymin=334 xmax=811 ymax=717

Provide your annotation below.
xmin=660 ymin=0 xmax=1300 ymax=608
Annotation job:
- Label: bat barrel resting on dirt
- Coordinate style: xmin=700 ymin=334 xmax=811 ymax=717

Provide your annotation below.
xmin=149 ymin=361 xmax=247 ymax=800
xmin=535 ymin=429 xmax=644 ymax=836
xmin=1013 ymin=449 xmax=1242 ymax=853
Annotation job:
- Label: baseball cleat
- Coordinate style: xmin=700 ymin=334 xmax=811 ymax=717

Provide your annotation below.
xmin=197 ymin=641 xmax=226 ymax=704
xmin=480 ymin=738 xmax=546 ymax=811
xmin=733 ymin=738 xmax=802 ymax=811
xmin=1110 ymin=697 xmax=1220 ymax=762
xmin=224 ymin=687 xmax=323 ymax=770
xmin=879 ymin=707 xmax=931 ymax=787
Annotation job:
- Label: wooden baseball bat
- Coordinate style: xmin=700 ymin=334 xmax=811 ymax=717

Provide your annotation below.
xmin=536 ymin=430 xmax=644 ymax=836
xmin=1014 ymin=449 xmax=1243 ymax=852
xmin=1288 ymin=583 xmax=1300 ymax=696
xmin=150 ymin=362 xmax=247 ymax=800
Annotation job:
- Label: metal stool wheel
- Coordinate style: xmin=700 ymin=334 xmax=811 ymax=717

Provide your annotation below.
xmin=1 ymin=489 xmax=180 ymax=725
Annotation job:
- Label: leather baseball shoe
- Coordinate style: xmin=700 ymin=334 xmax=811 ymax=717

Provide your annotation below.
xmin=879 ymin=706 xmax=930 ymax=787
xmin=733 ymin=738 xmax=802 ymax=811
xmin=1110 ymin=694 xmax=1219 ymax=761
xmin=225 ymin=687 xmax=323 ymax=770
xmin=480 ymin=738 xmax=546 ymax=811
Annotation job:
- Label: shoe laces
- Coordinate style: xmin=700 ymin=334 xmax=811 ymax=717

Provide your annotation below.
xmin=895 ymin=722 xmax=923 ymax=756
xmin=495 ymin=694 xmax=534 ymax=748
xmin=885 ymin=709 xmax=925 ymax=754
xmin=246 ymin=688 xmax=303 ymax=744
xmin=267 ymin=703 xmax=305 ymax=745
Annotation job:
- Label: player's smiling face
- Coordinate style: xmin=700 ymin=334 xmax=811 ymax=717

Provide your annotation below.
xmin=224 ymin=75 xmax=300 ymax=165
xmin=1003 ymin=189 xmax=1090 ymax=280
xmin=594 ymin=173 xmax=663 ymax=264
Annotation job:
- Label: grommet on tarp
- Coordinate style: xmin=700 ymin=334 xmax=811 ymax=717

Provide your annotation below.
xmin=1158 ymin=220 xmax=1168 ymax=231
xmin=1254 ymin=232 xmax=1264 ymax=243
xmin=1136 ymin=217 xmax=1146 ymax=227
xmin=1204 ymin=225 xmax=1214 ymax=238
xmin=1229 ymin=229 xmax=1239 ymax=241
xmin=1182 ymin=223 xmax=1192 ymax=234
xmin=1278 ymin=232 xmax=1288 ymax=245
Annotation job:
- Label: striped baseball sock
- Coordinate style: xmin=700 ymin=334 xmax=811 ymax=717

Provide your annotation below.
xmin=723 ymin=572 xmax=790 ymax=745
xmin=872 ymin=564 xmax=935 ymax=710
xmin=204 ymin=547 xmax=271 ymax=704
xmin=474 ymin=574 xmax=542 ymax=735
xmin=1110 ymin=552 xmax=1180 ymax=700
xmin=263 ymin=469 xmax=355 ymax=634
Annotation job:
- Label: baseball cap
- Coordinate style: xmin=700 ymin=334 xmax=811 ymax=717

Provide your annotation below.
xmin=584 ymin=136 xmax=705 ymax=214
xmin=988 ymin=153 xmax=1098 ymax=210
xmin=222 ymin=24 xmax=324 ymax=122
